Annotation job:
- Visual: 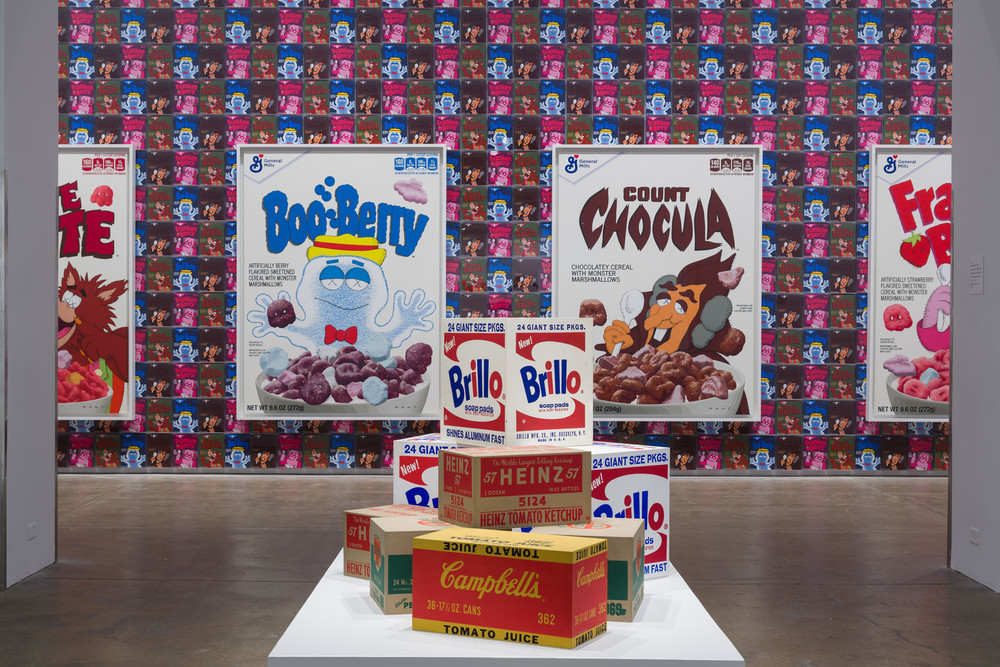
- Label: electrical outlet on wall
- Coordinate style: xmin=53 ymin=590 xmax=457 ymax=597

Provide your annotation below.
xmin=970 ymin=527 xmax=981 ymax=546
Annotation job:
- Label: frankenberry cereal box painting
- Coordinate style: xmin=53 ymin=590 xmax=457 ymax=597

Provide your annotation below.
xmin=237 ymin=145 xmax=445 ymax=419
xmin=868 ymin=146 xmax=951 ymax=422
xmin=57 ymin=146 xmax=135 ymax=421
xmin=553 ymin=146 xmax=762 ymax=421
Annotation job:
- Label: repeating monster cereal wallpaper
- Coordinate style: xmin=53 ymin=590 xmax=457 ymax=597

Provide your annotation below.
xmin=56 ymin=1 xmax=952 ymax=472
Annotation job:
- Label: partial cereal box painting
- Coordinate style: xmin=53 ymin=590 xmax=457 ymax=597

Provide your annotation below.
xmin=553 ymin=145 xmax=762 ymax=421
xmin=868 ymin=146 xmax=951 ymax=422
xmin=237 ymin=145 xmax=445 ymax=420
xmin=57 ymin=146 xmax=135 ymax=420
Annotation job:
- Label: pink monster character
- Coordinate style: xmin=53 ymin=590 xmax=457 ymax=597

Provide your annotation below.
xmin=761 ymin=344 xmax=775 ymax=364
xmin=541 ymin=59 xmax=565 ymax=79
xmin=755 ymin=415 xmax=775 ymax=435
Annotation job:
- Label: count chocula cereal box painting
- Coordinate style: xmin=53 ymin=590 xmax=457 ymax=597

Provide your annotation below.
xmin=58 ymin=145 xmax=135 ymax=421
xmin=554 ymin=146 xmax=761 ymax=422
xmin=237 ymin=145 xmax=445 ymax=420
xmin=868 ymin=146 xmax=950 ymax=422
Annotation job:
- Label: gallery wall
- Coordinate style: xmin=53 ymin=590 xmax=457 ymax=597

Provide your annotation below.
xmin=55 ymin=0 xmax=952 ymax=473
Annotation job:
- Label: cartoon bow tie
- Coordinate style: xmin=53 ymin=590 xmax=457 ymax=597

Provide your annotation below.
xmin=325 ymin=325 xmax=357 ymax=345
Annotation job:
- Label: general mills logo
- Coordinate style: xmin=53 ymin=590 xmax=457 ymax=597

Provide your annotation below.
xmin=883 ymin=155 xmax=897 ymax=174
xmin=249 ymin=154 xmax=264 ymax=174
xmin=565 ymin=154 xmax=579 ymax=174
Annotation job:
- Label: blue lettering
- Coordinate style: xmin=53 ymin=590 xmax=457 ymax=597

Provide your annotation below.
xmin=264 ymin=190 xmax=289 ymax=253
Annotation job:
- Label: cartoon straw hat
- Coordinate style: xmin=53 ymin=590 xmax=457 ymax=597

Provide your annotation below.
xmin=307 ymin=234 xmax=386 ymax=264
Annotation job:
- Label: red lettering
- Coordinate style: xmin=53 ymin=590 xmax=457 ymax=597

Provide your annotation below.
xmin=934 ymin=183 xmax=952 ymax=222
xmin=926 ymin=222 xmax=951 ymax=267
xmin=889 ymin=179 xmax=919 ymax=232
xmin=82 ymin=210 xmax=115 ymax=259
xmin=59 ymin=182 xmax=81 ymax=213
xmin=58 ymin=210 xmax=85 ymax=257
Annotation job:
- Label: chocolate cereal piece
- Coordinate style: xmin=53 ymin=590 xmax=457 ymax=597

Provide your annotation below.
xmin=717 ymin=327 xmax=746 ymax=356
xmin=579 ymin=299 xmax=608 ymax=326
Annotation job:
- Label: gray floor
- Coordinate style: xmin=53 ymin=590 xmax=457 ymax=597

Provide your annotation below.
xmin=0 ymin=476 xmax=997 ymax=666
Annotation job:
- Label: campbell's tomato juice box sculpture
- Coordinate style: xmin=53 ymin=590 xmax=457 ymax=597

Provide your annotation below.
xmin=392 ymin=434 xmax=463 ymax=509
xmin=438 ymin=446 xmax=591 ymax=529
xmin=412 ymin=527 xmax=609 ymax=648
xmin=533 ymin=519 xmax=645 ymax=622
xmin=369 ymin=515 xmax=454 ymax=615
xmin=440 ymin=318 xmax=593 ymax=447
xmin=583 ymin=443 xmax=671 ymax=578
xmin=343 ymin=504 xmax=438 ymax=579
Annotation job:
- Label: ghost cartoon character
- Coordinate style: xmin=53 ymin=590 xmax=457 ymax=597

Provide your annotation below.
xmin=488 ymin=269 xmax=513 ymax=293
xmin=247 ymin=234 xmax=436 ymax=356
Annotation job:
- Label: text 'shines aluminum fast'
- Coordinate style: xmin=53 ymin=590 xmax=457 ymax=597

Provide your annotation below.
xmin=412 ymin=528 xmax=608 ymax=649
xmin=441 ymin=318 xmax=592 ymax=447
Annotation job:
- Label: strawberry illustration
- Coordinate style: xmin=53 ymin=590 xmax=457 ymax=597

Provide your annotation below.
xmin=899 ymin=232 xmax=931 ymax=268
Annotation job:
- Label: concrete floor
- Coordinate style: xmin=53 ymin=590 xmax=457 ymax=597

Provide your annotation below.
xmin=0 ymin=476 xmax=997 ymax=666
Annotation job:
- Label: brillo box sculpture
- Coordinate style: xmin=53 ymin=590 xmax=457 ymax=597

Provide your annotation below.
xmin=392 ymin=434 xmax=463 ymax=509
xmin=343 ymin=504 xmax=438 ymax=579
xmin=438 ymin=446 xmax=591 ymax=529
xmin=582 ymin=442 xmax=671 ymax=578
xmin=412 ymin=527 xmax=609 ymax=649
xmin=532 ymin=519 xmax=645 ymax=622
xmin=441 ymin=318 xmax=593 ymax=447
xmin=369 ymin=515 xmax=454 ymax=615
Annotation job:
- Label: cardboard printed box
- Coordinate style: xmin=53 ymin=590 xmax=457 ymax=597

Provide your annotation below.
xmin=531 ymin=519 xmax=645 ymax=622
xmin=441 ymin=318 xmax=593 ymax=447
xmin=392 ymin=433 xmax=463 ymax=509
xmin=412 ymin=527 xmax=608 ymax=649
xmin=438 ymin=446 xmax=591 ymax=529
xmin=343 ymin=504 xmax=438 ymax=579
xmin=581 ymin=442 xmax=671 ymax=578
xmin=369 ymin=515 xmax=455 ymax=615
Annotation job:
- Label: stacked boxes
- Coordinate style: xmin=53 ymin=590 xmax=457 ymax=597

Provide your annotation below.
xmin=369 ymin=515 xmax=455 ymax=615
xmin=533 ymin=520 xmax=645 ymax=622
xmin=438 ymin=446 xmax=591 ymax=529
xmin=441 ymin=318 xmax=593 ymax=447
xmin=412 ymin=527 xmax=608 ymax=648
xmin=343 ymin=504 xmax=438 ymax=579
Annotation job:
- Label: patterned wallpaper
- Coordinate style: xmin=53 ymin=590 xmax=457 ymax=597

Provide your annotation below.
xmin=56 ymin=0 xmax=952 ymax=473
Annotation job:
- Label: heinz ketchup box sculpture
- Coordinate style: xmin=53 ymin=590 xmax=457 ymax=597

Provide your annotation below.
xmin=368 ymin=515 xmax=454 ymax=615
xmin=532 ymin=519 xmax=645 ymax=622
xmin=412 ymin=527 xmax=609 ymax=649
xmin=582 ymin=442 xmax=671 ymax=578
xmin=343 ymin=504 xmax=438 ymax=579
xmin=438 ymin=446 xmax=592 ymax=529
xmin=392 ymin=434 xmax=463 ymax=510
xmin=440 ymin=318 xmax=593 ymax=447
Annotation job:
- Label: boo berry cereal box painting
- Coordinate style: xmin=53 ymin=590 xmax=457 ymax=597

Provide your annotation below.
xmin=236 ymin=145 xmax=445 ymax=419
xmin=553 ymin=146 xmax=762 ymax=422
xmin=57 ymin=146 xmax=135 ymax=420
xmin=868 ymin=146 xmax=951 ymax=422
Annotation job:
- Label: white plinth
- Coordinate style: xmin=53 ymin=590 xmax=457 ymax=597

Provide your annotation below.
xmin=269 ymin=551 xmax=743 ymax=666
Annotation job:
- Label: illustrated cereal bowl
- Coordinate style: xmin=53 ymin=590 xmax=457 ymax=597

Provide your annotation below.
xmin=594 ymin=362 xmax=746 ymax=417
xmin=57 ymin=392 xmax=113 ymax=417
xmin=255 ymin=372 xmax=429 ymax=415
xmin=885 ymin=375 xmax=946 ymax=416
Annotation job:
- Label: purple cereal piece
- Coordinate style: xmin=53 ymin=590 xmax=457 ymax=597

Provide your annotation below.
xmin=387 ymin=379 xmax=400 ymax=399
xmin=283 ymin=389 xmax=301 ymax=400
xmin=330 ymin=385 xmax=352 ymax=404
xmin=664 ymin=385 xmax=685 ymax=404
xmin=883 ymin=354 xmax=917 ymax=377
xmin=347 ymin=381 xmax=364 ymax=398
xmin=399 ymin=382 xmax=414 ymax=395
xmin=309 ymin=358 xmax=331 ymax=374
xmin=333 ymin=363 xmax=360 ymax=385
xmin=385 ymin=368 xmax=400 ymax=383
xmin=616 ymin=366 xmax=647 ymax=383
xmin=405 ymin=342 xmax=433 ymax=375
xmin=263 ymin=380 xmax=285 ymax=394
xmin=393 ymin=355 xmax=410 ymax=372
xmin=287 ymin=376 xmax=304 ymax=390
xmin=362 ymin=361 xmax=389 ymax=381
xmin=301 ymin=375 xmax=332 ymax=406
xmin=597 ymin=355 xmax=618 ymax=370
xmin=691 ymin=355 xmax=715 ymax=369
xmin=266 ymin=299 xmax=296 ymax=328
xmin=635 ymin=345 xmax=656 ymax=360
xmin=401 ymin=369 xmax=422 ymax=386
xmin=336 ymin=350 xmax=366 ymax=368
xmin=277 ymin=370 xmax=298 ymax=385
